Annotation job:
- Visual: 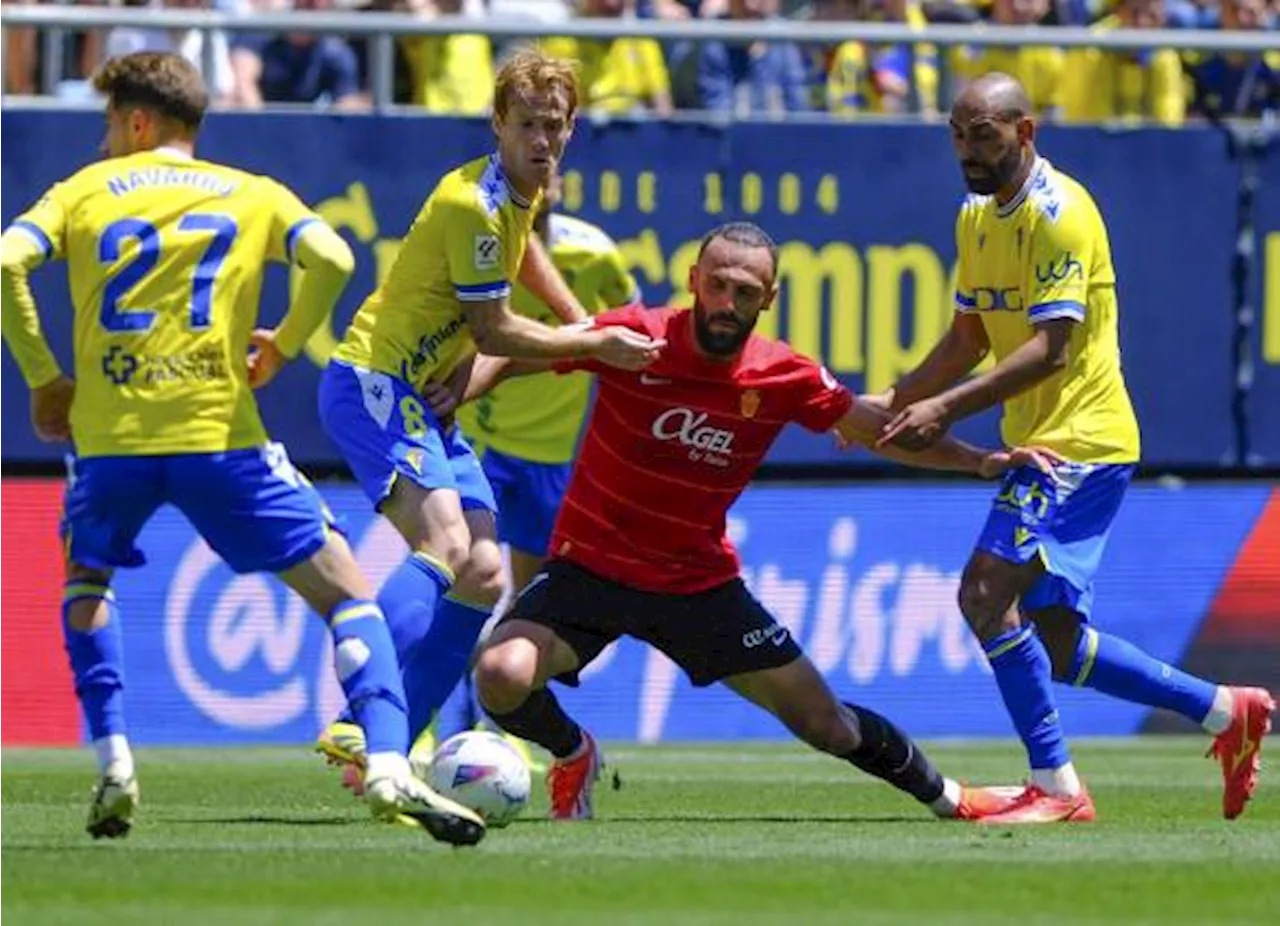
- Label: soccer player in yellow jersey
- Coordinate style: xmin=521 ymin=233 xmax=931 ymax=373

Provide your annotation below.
xmin=877 ymin=72 xmax=1273 ymax=824
xmin=315 ymin=48 xmax=662 ymax=786
xmin=456 ymin=171 xmax=641 ymax=597
xmin=0 ymin=52 xmax=484 ymax=846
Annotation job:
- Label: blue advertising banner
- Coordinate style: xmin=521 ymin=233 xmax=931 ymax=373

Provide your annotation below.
xmin=3 ymin=110 xmax=1278 ymax=466
xmin=63 ymin=482 xmax=1263 ymax=745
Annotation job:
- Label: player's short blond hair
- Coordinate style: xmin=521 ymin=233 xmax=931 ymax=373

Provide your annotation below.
xmin=493 ymin=47 xmax=579 ymax=121
xmin=93 ymin=51 xmax=208 ymax=133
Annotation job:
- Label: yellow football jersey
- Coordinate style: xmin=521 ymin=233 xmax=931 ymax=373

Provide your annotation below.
xmin=332 ymin=154 xmax=539 ymax=389
xmin=954 ymin=157 xmax=1141 ymax=463
xmin=456 ymin=214 xmax=640 ymax=465
xmin=7 ymin=147 xmax=319 ymax=458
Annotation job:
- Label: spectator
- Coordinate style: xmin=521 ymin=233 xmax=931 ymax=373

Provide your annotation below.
xmin=105 ymin=0 xmax=236 ymax=105
xmin=230 ymin=0 xmax=366 ymax=109
xmin=816 ymin=0 xmax=940 ymax=116
xmin=1062 ymin=0 xmax=1187 ymax=126
xmin=397 ymin=0 xmax=495 ymax=113
xmin=696 ymin=0 xmax=810 ymax=116
xmin=952 ymin=0 xmax=1065 ymax=119
xmin=3 ymin=0 xmax=38 ymax=95
xmin=543 ymin=0 xmax=673 ymax=116
xmin=1190 ymin=0 xmax=1279 ymax=120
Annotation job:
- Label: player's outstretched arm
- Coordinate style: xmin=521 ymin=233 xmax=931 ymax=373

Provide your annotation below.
xmin=1 ymin=228 xmax=73 ymax=441
xmin=464 ymin=298 xmax=663 ymax=370
xmin=885 ymin=311 xmax=989 ymax=410
xmin=835 ymin=396 xmax=1060 ymax=478
xmin=248 ymin=222 xmax=356 ymax=389
xmin=518 ymin=234 xmax=588 ymax=324
xmin=877 ymin=318 xmax=1071 ymax=450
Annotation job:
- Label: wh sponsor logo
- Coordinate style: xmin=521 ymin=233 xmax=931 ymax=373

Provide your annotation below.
xmin=651 ymin=407 xmax=736 ymax=466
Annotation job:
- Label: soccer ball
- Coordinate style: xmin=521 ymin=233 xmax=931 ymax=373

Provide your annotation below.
xmin=425 ymin=731 xmax=531 ymax=828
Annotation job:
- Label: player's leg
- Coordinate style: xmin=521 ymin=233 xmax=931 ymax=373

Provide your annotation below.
xmin=648 ymin=579 xmax=1016 ymax=821
xmin=60 ymin=454 xmax=164 ymax=839
xmin=317 ymin=362 xmax=477 ymax=740
xmin=475 ymin=559 xmax=621 ymax=819
xmin=171 ymin=444 xmax=484 ymax=845
xmin=1018 ymin=464 xmax=1273 ymax=818
xmin=959 ymin=464 xmax=1092 ymax=822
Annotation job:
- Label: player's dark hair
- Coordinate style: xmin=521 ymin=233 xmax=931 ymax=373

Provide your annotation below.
xmin=697 ymin=222 xmax=779 ymax=274
xmin=93 ymin=52 xmax=208 ymax=133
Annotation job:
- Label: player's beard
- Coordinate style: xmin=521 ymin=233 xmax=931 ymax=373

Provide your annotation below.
xmin=961 ymin=146 xmax=1023 ymax=195
xmin=693 ymin=303 xmax=754 ymax=357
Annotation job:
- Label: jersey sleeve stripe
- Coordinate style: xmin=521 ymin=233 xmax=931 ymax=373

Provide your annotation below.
xmin=11 ymin=220 xmax=53 ymax=259
xmin=285 ymin=216 xmax=322 ymax=261
xmin=455 ymin=282 xmax=510 ymax=302
xmin=954 ymin=290 xmax=977 ymax=313
xmin=1028 ymin=300 xmax=1085 ymax=323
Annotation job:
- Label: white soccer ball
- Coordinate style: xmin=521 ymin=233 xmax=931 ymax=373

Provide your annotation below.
xmin=426 ymin=731 xmax=531 ymax=828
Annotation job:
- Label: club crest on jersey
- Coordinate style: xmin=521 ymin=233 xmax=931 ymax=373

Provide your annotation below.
xmin=740 ymin=390 xmax=761 ymax=419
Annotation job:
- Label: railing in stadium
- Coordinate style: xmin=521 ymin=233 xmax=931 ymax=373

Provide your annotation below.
xmin=3 ymin=7 xmax=1280 ymax=111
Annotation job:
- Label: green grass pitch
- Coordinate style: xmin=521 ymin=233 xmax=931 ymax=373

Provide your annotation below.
xmin=4 ymin=739 xmax=1277 ymax=925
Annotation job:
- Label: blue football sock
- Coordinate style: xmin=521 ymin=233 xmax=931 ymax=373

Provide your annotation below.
xmin=400 ymin=595 xmax=492 ymax=739
xmin=62 ymin=581 xmax=126 ymax=741
xmin=984 ymin=626 xmax=1071 ymax=770
xmin=1065 ymin=626 xmax=1218 ymax=725
xmin=328 ymin=600 xmax=409 ymax=756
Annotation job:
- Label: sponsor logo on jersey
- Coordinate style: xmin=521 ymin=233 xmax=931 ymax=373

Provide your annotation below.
xmin=652 ymin=407 xmax=736 ymax=466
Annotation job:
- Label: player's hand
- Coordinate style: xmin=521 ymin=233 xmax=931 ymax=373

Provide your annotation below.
xmin=592 ymin=327 xmax=666 ymax=371
xmin=247 ymin=329 xmax=287 ymax=390
xmin=979 ymin=445 xmax=1066 ymax=480
xmin=31 ymin=375 xmax=75 ymax=442
xmin=876 ymin=397 xmax=951 ymax=451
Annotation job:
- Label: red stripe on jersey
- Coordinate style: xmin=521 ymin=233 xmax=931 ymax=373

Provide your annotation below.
xmin=550 ymin=306 xmax=853 ymax=593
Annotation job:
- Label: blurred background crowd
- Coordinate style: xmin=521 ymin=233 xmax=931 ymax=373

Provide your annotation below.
xmin=2 ymin=0 xmax=1277 ymax=123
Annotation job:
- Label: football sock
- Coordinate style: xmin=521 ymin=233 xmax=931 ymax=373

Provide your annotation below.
xmin=328 ymin=600 xmax=409 ymax=756
xmin=487 ymin=688 xmax=583 ymax=759
xmin=399 ymin=595 xmax=492 ymax=740
xmin=984 ymin=626 xmax=1074 ymax=783
xmin=345 ymin=551 xmax=451 ymax=736
xmin=62 ymin=581 xmax=129 ymax=776
xmin=840 ymin=702 xmax=945 ymax=805
xmin=1063 ymin=626 xmax=1225 ymax=733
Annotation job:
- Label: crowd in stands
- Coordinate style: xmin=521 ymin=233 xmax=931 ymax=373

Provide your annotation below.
xmin=3 ymin=0 xmax=1277 ymax=122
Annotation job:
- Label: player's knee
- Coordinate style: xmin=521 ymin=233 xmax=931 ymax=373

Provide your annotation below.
xmin=65 ymin=596 xmax=111 ymax=633
xmin=454 ymin=542 xmax=504 ymax=609
xmin=1030 ymin=610 xmax=1083 ymax=680
xmin=475 ymin=642 xmax=537 ymax=715
xmin=958 ymin=566 xmax=1017 ymax=642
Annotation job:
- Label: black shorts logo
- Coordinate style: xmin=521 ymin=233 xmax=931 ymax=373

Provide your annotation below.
xmin=741 ymin=624 xmax=790 ymax=649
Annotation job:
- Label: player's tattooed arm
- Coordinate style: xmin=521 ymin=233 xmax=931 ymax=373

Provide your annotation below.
xmin=835 ymin=396 xmax=1061 ymax=478
xmin=466 ymin=299 xmax=663 ymax=370
xmin=519 ymin=234 xmax=588 ymax=324
xmin=878 ymin=318 xmax=1070 ymax=451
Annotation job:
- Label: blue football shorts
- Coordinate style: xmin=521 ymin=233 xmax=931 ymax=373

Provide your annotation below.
xmin=975 ymin=461 xmax=1136 ymax=620
xmin=318 ymin=359 xmax=496 ymax=513
xmin=61 ymin=442 xmax=335 ymax=575
xmin=480 ymin=447 xmax=572 ymax=557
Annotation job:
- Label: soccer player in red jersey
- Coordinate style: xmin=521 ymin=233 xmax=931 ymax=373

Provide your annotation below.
xmin=438 ymin=222 xmax=1055 ymax=822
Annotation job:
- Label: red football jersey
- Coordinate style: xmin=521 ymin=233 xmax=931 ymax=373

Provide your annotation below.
xmin=549 ymin=305 xmax=853 ymax=593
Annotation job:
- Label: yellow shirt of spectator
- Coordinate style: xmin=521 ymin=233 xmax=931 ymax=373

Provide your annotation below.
xmin=401 ymin=34 xmax=494 ymax=115
xmin=456 ymin=213 xmax=641 ymax=465
xmin=1063 ymin=16 xmax=1186 ymax=126
xmin=955 ymin=46 xmax=1066 ymax=117
xmin=542 ymin=36 xmax=670 ymax=114
xmin=827 ymin=2 xmax=938 ymax=115
xmin=333 ymin=154 xmax=539 ymax=389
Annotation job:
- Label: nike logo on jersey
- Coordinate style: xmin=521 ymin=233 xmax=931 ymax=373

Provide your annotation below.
xmin=640 ymin=374 xmax=672 ymax=386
